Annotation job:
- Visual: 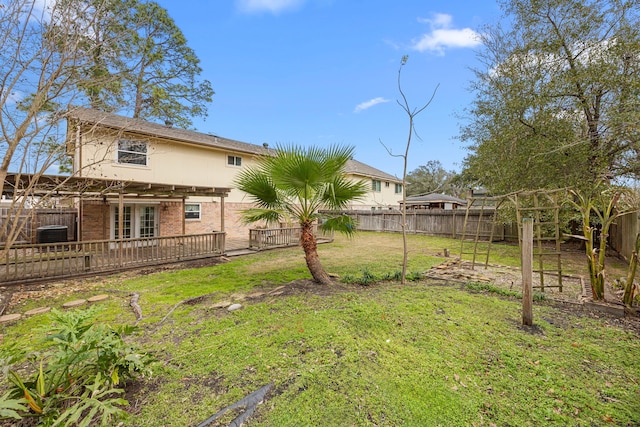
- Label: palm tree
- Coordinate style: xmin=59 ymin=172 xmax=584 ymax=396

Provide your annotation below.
xmin=235 ymin=145 xmax=368 ymax=285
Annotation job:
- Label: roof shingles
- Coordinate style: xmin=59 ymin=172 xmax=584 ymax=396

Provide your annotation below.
xmin=68 ymin=107 xmax=401 ymax=182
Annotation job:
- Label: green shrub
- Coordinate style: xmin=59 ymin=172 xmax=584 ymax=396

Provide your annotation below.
xmin=342 ymin=267 xmax=378 ymax=285
xmin=406 ymin=271 xmax=424 ymax=281
xmin=0 ymin=306 xmax=154 ymax=426
xmin=380 ymin=271 xmax=403 ymax=281
xmin=342 ymin=269 xmax=425 ymax=285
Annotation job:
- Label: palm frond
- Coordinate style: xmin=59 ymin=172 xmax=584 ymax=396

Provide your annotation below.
xmin=320 ymin=214 xmax=358 ymax=236
xmin=239 ymin=208 xmax=282 ymax=225
xmin=234 ymin=143 xmax=365 ymax=233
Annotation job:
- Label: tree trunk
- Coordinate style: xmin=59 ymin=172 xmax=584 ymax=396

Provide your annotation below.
xmin=300 ymin=222 xmax=332 ymax=285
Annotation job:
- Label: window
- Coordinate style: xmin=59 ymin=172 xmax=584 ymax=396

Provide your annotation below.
xmin=385 ymin=181 xmax=390 ymax=188
xmin=372 ymin=179 xmax=381 ymax=192
xmin=117 ymin=140 xmax=147 ymax=166
xmin=227 ymin=155 xmax=242 ymax=167
xmin=185 ymin=203 xmax=201 ymax=220
xmin=395 ymin=183 xmax=403 ymax=194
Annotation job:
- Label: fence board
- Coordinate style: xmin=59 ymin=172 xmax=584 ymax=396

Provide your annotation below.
xmin=1 ymin=208 xmax=77 ymax=244
xmin=334 ymin=210 xmax=518 ymax=242
xmin=610 ymin=212 xmax=638 ymax=261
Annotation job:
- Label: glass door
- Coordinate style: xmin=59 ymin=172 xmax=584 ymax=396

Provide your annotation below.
xmin=139 ymin=206 xmax=156 ymax=238
xmin=113 ymin=206 xmax=132 ymax=239
xmin=112 ymin=205 xmax=157 ymax=240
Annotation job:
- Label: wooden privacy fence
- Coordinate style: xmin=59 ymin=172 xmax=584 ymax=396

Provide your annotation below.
xmin=249 ymin=226 xmax=332 ymax=250
xmin=610 ymin=211 xmax=639 ymax=261
xmin=0 ymin=208 xmax=77 ymax=244
xmin=336 ymin=210 xmax=518 ymax=241
xmin=0 ymin=232 xmax=225 ymax=285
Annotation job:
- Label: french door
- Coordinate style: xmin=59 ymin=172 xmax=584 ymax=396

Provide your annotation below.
xmin=112 ymin=205 xmax=157 ymax=240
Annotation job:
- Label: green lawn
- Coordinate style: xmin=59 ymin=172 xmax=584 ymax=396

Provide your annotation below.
xmin=2 ymin=232 xmax=639 ymax=426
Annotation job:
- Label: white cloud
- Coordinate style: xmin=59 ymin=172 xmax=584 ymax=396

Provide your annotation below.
xmin=411 ymin=13 xmax=481 ymax=55
xmin=236 ymin=0 xmax=305 ymax=14
xmin=2 ymin=89 xmax=24 ymax=106
xmin=354 ymin=97 xmax=390 ymax=113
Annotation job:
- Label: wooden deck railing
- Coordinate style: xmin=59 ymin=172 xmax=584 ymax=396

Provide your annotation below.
xmin=0 ymin=232 xmax=225 ymax=285
xmin=249 ymin=226 xmax=332 ymax=250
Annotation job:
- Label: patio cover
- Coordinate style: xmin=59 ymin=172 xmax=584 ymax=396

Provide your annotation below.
xmin=3 ymin=173 xmax=231 ymax=239
xmin=3 ymin=173 xmax=230 ymax=198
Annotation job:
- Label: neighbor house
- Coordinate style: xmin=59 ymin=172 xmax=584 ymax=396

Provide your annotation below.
xmin=399 ymin=193 xmax=467 ymax=210
xmin=66 ymin=107 xmax=402 ymax=241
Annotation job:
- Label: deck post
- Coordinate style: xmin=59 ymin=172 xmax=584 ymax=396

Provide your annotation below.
xmin=118 ymin=190 xmax=124 ymax=267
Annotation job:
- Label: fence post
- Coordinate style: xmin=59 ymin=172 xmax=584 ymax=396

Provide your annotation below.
xmin=522 ymin=218 xmax=534 ymax=326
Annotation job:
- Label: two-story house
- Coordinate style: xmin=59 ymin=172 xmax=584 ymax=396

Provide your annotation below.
xmin=66 ymin=107 xmax=403 ymax=241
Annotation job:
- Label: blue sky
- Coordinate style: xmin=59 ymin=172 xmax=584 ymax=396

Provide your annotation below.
xmin=155 ymin=0 xmax=503 ymax=178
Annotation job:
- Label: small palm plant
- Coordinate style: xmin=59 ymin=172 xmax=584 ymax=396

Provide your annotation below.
xmin=235 ymin=145 xmax=368 ymax=285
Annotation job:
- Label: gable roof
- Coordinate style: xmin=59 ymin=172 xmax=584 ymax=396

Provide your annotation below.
xmin=345 ymin=159 xmax=401 ymax=183
xmin=68 ymin=107 xmax=269 ymax=156
xmin=67 ymin=107 xmax=401 ymax=182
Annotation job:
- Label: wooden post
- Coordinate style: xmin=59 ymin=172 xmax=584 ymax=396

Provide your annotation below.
xmin=522 ymin=218 xmax=534 ymax=326
xmin=181 ymin=198 xmax=186 ymax=235
xmin=118 ymin=191 xmax=124 ymax=267
xmin=220 ymin=196 xmax=225 ymax=232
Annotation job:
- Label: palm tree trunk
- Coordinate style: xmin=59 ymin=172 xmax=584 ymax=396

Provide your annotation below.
xmin=300 ymin=222 xmax=332 ymax=285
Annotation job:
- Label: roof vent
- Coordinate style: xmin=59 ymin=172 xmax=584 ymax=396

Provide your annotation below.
xmin=263 ymin=142 xmax=269 ymax=148
xmin=164 ymin=120 xmax=173 ymax=128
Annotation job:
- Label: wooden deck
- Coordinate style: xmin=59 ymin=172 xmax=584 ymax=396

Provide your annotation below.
xmin=1 ymin=233 xmax=225 ymax=285
xmin=248 ymin=226 xmax=332 ymax=250
xmin=0 ymin=227 xmax=332 ymax=285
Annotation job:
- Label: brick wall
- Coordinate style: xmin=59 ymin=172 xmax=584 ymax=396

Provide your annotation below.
xmin=224 ymin=202 xmax=254 ymax=239
xmin=81 ymin=201 xmax=109 ymax=240
xmin=184 ymin=201 xmax=259 ymax=240
xmin=159 ymin=201 xmax=184 ymax=236
xmin=79 ymin=199 xmax=258 ymax=241
xmin=184 ymin=201 xmax=219 ymax=234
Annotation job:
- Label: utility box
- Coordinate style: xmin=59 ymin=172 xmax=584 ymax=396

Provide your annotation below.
xmin=36 ymin=225 xmax=68 ymax=244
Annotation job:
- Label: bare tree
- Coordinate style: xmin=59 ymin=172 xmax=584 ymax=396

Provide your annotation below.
xmin=382 ymin=56 xmax=438 ymax=284
xmin=0 ymin=0 xmax=123 ymax=255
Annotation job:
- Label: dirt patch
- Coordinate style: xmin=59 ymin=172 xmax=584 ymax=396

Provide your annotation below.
xmin=122 ymin=377 xmax=164 ymax=417
xmin=426 ymin=258 xmax=587 ymax=302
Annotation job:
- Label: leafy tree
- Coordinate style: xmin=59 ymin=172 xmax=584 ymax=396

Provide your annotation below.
xmin=460 ymin=0 xmax=640 ymax=194
xmin=75 ymin=0 xmax=214 ymax=128
xmin=235 ymin=145 xmax=368 ymax=285
xmin=405 ymin=160 xmax=462 ymax=197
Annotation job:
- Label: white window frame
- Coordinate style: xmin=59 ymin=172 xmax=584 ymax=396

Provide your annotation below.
xmin=227 ymin=154 xmax=242 ymax=167
xmin=372 ymin=179 xmax=381 ymax=192
xmin=185 ymin=203 xmax=201 ymax=220
xmin=117 ymin=139 xmax=148 ymax=166
xmin=395 ymin=183 xmax=403 ymax=194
